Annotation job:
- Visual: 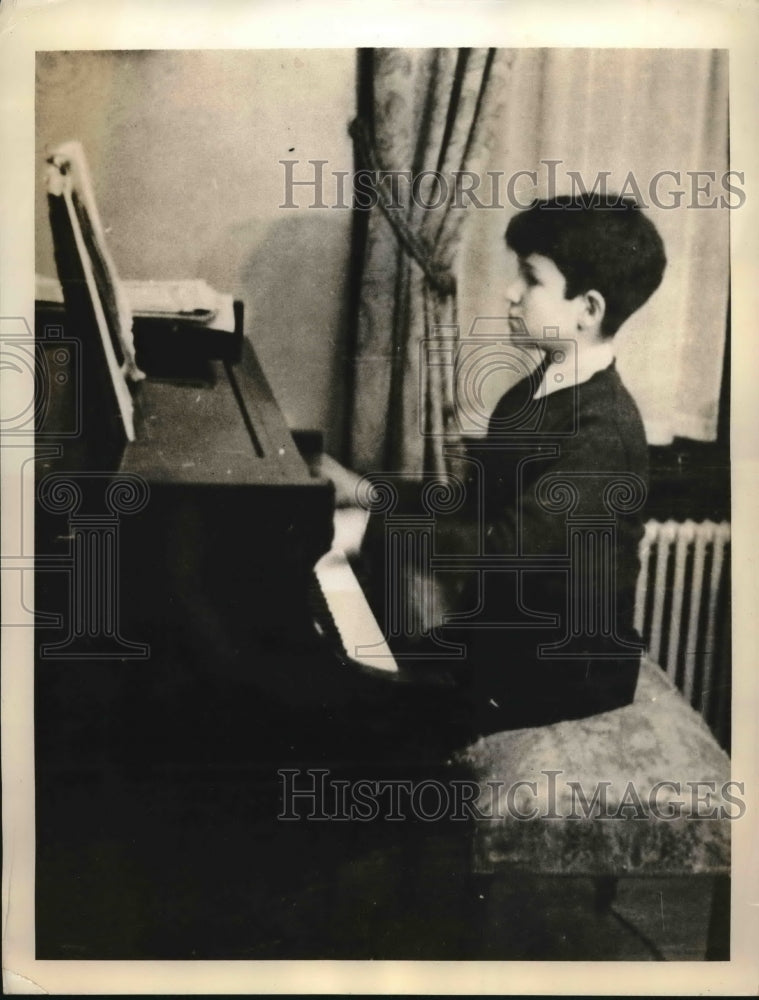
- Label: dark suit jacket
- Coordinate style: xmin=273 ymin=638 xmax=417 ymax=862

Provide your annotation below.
xmin=360 ymin=361 xmax=649 ymax=734
xmin=450 ymin=360 xmax=650 ymax=731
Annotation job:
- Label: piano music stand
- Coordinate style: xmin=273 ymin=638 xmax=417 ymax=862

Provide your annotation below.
xmin=46 ymin=140 xmax=143 ymax=461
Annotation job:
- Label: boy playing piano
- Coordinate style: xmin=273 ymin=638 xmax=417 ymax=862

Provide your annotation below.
xmin=341 ymin=193 xmax=667 ymax=744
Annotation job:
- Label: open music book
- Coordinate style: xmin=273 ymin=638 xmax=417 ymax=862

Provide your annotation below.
xmin=37 ymin=273 xmax=236 ymax=332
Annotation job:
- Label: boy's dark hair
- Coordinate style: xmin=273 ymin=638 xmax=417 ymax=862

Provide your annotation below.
xmin=505 ymin=194 xmax=667 ymax=336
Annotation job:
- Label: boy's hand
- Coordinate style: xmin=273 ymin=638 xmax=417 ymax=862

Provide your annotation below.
xmin=319 ymin=453 xmax=364 ymax=508
xmin=332 ymin=506 xmax=370 ymax=558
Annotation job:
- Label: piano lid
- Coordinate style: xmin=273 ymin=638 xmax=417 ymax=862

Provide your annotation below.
xmin=121 ymin=345 xmax=317 ymax=488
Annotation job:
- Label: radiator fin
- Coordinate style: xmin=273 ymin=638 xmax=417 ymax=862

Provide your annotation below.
xmin=635 ymin=519 xmax=731 ymax=749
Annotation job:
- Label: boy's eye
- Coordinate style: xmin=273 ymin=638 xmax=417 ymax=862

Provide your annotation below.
xmin=520 ymin=267 xmax=538 ymax=286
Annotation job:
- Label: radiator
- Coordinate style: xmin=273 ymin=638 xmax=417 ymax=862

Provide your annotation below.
xmin=634 ymin=519 xmax=731 ymax=748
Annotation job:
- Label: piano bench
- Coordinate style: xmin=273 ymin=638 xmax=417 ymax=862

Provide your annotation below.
xmin=457 ymin=657 xmax=732 ymax=959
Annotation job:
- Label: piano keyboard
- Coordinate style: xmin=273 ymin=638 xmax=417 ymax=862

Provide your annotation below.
xmin=311 ymin=549 xmax=399 ymax=674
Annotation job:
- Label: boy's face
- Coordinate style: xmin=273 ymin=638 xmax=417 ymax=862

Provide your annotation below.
xmin=505 ymin=253 xmax=584 ymax=348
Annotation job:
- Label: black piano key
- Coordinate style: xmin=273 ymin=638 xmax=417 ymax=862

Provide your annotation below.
xmin=307 ymin=570 xmax=347 ymax=656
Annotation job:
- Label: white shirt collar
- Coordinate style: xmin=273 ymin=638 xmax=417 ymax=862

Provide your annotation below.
xmin=533 ymin=340 xmax=616 ymax=400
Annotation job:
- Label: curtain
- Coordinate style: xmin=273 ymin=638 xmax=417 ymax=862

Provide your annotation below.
xmin=457 ymin=49 xmax=730 ymax=446
xmin=347 ymin=48 xmax=511 ymax=476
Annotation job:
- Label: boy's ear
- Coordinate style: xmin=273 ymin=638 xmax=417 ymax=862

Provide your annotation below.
xmin=580 ymin=289 xmax=606 ymax=331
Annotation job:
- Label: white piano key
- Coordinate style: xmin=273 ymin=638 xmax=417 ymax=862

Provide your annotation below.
xmin=314 ymin=548 xmax=399 ymax=673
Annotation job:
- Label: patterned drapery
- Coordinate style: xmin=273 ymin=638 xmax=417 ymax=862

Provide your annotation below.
xmin=347 ymin=48 xmax=510 ymax=476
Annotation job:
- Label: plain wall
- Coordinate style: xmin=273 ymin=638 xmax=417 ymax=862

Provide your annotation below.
xmin=36 ymin=49 xmax=357 ymax=453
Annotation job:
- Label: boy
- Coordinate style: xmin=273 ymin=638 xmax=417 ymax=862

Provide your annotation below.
xmin=436 ymin=193 xmax=667 ymax=735
xmin=339 ymin=193 xmax=667 ymax=745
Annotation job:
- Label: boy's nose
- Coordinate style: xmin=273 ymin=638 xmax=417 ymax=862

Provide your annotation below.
xmin=505 ymin=277 xmax=523 ymax=305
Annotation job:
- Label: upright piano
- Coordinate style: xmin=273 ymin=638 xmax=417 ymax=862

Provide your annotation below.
xmin=36 ymin=143 xmax=397 ymax=771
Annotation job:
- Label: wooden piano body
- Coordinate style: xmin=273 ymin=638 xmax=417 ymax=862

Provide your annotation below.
xmin=119 ymin=335 xmax=335 ymax=667
xmin=36 ymin=304 xmax=345 ymax=760
xmin=36 ymin=142 xmax=388 ymax=772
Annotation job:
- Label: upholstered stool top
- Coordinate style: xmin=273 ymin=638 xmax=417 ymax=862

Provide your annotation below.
xmin=459 ymin=658 xmax=732 ymax=877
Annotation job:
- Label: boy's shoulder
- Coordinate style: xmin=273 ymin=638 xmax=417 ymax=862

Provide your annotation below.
xmin=576 ymin=364 xmax=646 ymax=434
xmin=486 ymin=362 xmax=648 ymax=459
xmin=537 ymin=364 xmax=648 ymax=468
xmin=569 ymin=365 xmax=649 ymax=475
